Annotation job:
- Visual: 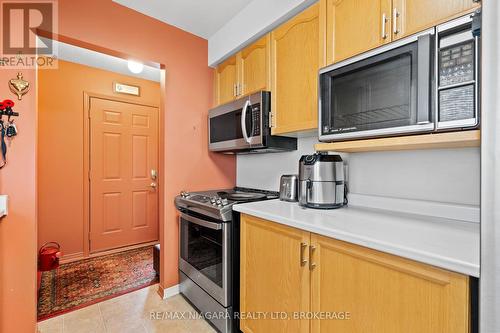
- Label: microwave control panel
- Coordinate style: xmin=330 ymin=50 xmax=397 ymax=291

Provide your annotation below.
xmin=437 ymin=17 xmax=478 ymax=128
xmin=439 ymin=40 xmax=474 ymax=87
xmin=251 ymin=104 xmax=261 ymax=136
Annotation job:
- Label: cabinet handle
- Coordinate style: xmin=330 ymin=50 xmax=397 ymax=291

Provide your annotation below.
xmin=309 ymin=245 xmax=317 ymax=270
xmin=381 ymin=13 xmax=388 ymax=39
xmin=300 ymin=242 xmax=308 ymax=266
xmin=393 ymin=8 xmax=400 ymax=35
xmin=233 ymin=83 xmax=237 ymax=97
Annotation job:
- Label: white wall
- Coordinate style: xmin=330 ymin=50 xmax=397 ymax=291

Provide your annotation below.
xmin=208 ymin=0 xmax=317 ymax=66
xmin=237 ymin=136 xmax=336 ymax=191
xmin=347 ymin=147 xmax=480 ymax=205
xmin=237 ymin=136 xmax=480 ymax=206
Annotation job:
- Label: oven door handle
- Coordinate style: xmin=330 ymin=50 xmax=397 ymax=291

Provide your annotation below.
xmin=241 ymin=99 xmax=252 ymax=144
xmin=180 ymin=212 xmax=222 ymax=230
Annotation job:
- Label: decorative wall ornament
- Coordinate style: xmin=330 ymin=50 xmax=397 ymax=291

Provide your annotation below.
xmin=9 ymin=72 xmax=30 ymax=100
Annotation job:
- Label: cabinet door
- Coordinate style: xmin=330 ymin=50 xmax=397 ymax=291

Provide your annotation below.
xmin=214 ymin=55 xmax=238 ymax=106
xmin=240 ymin=214 xmax=310 ymax=333
xmin=324 ymin=0 xmax=392 ymax=64
xmin=271 ymin=3 xmax=322 ymax=135
xmin=310 ymin=234 xmax=470 ymax=333
xmin=393 ymin=0 xmax=480 ymax=40
xmin=240 ymin=35 xmax=270 ymax=96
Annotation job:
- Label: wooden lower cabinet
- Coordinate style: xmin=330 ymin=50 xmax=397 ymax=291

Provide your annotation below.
xmin=240 ymin=215 xmax=471 ymax=333
xmin=240 ymin=214 xmax=310 ymax=333
xmin=310 ymin=234 xmax=470 ymax=333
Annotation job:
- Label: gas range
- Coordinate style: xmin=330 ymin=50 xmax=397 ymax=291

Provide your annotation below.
xmin=175 ymin=187 xmax=279 ymax=221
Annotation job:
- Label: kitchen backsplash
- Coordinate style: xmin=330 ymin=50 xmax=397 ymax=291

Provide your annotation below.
xmin=237 ymin=135 xmax=480 ymax=206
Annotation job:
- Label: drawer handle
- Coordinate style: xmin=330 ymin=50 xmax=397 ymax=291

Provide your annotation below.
xmin=309 ymin=245 xmax=317 ymax=270
xmin=381 ymin=13 xmax=388 ymax=39
xmin=300 ymin=242 xmax=308 ymax=266
xmin=393 ymin=8 xmax=400 ymax=35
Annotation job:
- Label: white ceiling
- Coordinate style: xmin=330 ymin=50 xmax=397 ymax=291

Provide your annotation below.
xmin=113 ymin=0 xmax=254 ymax=39
xmin=38 ymin=37 xmax=162 ymax=82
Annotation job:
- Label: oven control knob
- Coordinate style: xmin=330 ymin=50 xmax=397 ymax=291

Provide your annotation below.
xmin=180 ymin=191 xmax=189 ymax=198
xmin=210 ymin=198 xmax=216 ymax=204
xmin=216 ymin=199 xmax=222 ymax=205
xmin=221 ymin=199 xmax=229 ymax=205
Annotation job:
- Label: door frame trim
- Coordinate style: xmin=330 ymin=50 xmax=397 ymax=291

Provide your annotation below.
xmin=83 ymin=92 xmax=162 ymax=257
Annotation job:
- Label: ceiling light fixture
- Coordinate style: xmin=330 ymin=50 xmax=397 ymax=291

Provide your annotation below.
xmin=127 ymin=60 xmax=144 ymax=74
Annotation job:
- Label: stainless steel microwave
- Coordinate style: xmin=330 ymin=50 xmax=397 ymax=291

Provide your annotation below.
xmin=208 ymin=91 xmax=297 ymax=154
xmin=319 ymin=12 xmax=481 ymax=142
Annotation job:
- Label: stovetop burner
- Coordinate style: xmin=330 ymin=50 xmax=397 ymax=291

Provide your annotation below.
xmin=175 ymin=187 xmax=279 ymax=221
xmin=217 ymin=191 xmax=267 ymax=202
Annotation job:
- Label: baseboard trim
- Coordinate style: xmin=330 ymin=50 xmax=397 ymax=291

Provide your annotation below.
xmin=59 ymin=252 xmax=84 ymax=264
xmin=89 ymin=241 xmax=159 ymax=259
xmin=158 ymin=284 xmax=180 ymax=299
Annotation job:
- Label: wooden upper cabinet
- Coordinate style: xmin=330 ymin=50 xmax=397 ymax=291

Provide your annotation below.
xmin=310 ymin=234 xmax=470 ymax=333
xmin=393 ymin=0 xmax=481 ymax=40
xmin=323 ymin=0 xmax=480 ymax=65
xmin=271 ymin=2 xmax=322 ymax=135
xmin=324 ymin=0 xmax=392 ymax=64
xmin=214 ymin=35 xmax=270 ymax=106
xmin=240 ymin=214 xmax=310 ymax=333
xmin=239 ymin=35 xmax=271 ymax=96
xmin=214 ymin=55 xmax=238 ymax=106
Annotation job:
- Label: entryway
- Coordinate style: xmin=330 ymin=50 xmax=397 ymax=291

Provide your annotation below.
xmin=36 ymin=38 xmax=164 ymax=321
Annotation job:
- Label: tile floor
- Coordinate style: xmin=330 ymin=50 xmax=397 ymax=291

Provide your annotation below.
xmin=37 ymin=284 xmax=216 ymax=333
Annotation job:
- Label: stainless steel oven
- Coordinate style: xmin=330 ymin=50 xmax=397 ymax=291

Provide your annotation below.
xmin=176 ymin=188 xmax=280 ymax=333
xmin=319 ymin=12 xmax=481 ymax=142
xmin=179 ymin=212 xmax=231 ymax=308
xmin=208 ymin=91 xmax=297 ymax=154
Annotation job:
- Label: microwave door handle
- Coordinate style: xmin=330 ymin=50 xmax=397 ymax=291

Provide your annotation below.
xmin=241 ymin=100 xmax=251 ymax=144
xmin=417 ymin=33 xmax=433 ymax=124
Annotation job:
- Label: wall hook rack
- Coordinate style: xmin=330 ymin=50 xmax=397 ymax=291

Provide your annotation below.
xmin=0 ymin=99 xmax=19 ymax=169
xmin=0 ymin=100 xmax=19 ymax=118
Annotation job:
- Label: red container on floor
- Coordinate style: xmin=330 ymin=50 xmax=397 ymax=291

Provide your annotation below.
xmin=38 ymin=242 xmax=62 ymax=271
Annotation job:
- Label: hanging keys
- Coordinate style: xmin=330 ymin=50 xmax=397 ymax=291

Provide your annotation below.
xmin=0 ymin=120 xmax=6 ymax=169
xmin=6 ymin=120 xmax=17 ymax=138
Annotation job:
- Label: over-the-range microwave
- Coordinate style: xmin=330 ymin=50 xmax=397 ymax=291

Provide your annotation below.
xmin=208 ymin=91 xmax=297 ymax=154
xmin=319 ymin=12 xmax=481 ymax=142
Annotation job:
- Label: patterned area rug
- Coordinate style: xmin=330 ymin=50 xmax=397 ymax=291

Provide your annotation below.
xmin=37 ymin=245 xmax=158 ymax=321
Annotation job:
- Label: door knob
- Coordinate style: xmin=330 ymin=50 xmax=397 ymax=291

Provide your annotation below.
xmin=151 ymin=169 xmax=158 ymax=180
xmin=149 ymin=182 xmax=157 ymax=190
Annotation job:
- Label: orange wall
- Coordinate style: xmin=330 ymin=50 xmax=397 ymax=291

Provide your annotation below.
xmin=0 ymin=1 xmax=236 ymax=332
xmin=0 ymin=69 xmax=38 ymax=333
xmin=38 ymin=60 xmax=161 ymax=260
